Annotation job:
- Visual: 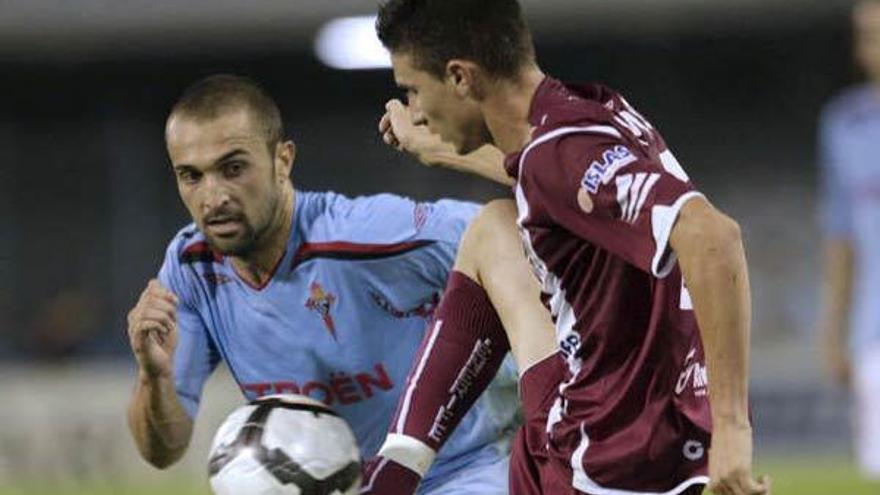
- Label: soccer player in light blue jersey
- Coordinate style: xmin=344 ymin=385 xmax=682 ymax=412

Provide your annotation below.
xmin=819 ymin=1 xmax=880 ymax=480
xmin=124 ymin=74 xmax=520 ymax=494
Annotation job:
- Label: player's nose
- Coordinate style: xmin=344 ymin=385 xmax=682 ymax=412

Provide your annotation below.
xmin=408 ymin=99 xmax=427 ymax=126
xmin=200 ymin=175 xmax=231 ymax=213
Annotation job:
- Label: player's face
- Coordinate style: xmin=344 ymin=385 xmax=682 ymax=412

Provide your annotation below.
xmin=855 ymin=2 xmax=880 ymax=83
xmin=166 ymin=109 xmax=286 ymax=257
xmin=391 ymin=52 xmax=490 ymax=154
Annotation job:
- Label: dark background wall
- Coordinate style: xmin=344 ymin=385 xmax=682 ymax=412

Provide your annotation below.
xmin=0 ymin=8 xmax=856 ymax=364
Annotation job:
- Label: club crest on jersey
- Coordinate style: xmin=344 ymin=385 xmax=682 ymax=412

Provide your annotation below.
xmin=305 ymin=281 xmax=338 ymax=340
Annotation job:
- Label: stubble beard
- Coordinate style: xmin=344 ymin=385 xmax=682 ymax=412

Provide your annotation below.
xmin=205 ymin=187 xmax=281 ymax=259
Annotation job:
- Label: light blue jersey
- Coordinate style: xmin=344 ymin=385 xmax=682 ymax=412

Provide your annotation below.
xmin=819 ymin=84 xmax=880 ymax=354
xmin=158 ymin=190 xmax=518 ymax=492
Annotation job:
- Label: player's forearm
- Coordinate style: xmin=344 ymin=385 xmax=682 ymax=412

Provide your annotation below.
xmin=424 ymin=145 xmax=514 ymax=186
xmin=127 ymin=373 xmax=193 ymax=469
xmin=819 ymin=239 xmax=853 ymax=342
xmin=377 ymin=272 xmax=509 ymax=473
xmin=674 ymin=213 xmax=751 ymax=425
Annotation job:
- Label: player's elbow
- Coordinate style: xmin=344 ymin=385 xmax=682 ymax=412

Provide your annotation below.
xmin=143 ymin=452 xmax=179 ymax=470
xmin=136 ymin=438 xmax=189 ymax=469
xmin=127 ymin=409 xmax=189 ymax=469
xmin=673 ymin=200 xmax=745 ymax=269
xmin=703 ymin=214 xmax=743 ymax=257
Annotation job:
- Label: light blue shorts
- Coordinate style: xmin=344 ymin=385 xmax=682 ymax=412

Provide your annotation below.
xmin=418 ymin=445 xmax=509 ymax=495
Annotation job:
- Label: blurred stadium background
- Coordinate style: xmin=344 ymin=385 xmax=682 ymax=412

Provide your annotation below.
xmin=1 ymin=0 xmax=878 ymax=493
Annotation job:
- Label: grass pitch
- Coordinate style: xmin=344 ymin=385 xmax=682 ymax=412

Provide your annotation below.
xmin=1 ymin=457 xmax=877 ymax=494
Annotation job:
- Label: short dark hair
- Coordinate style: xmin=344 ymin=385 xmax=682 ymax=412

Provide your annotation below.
xmin=169 ymin=74 xmax=283 ymax=148
xmin=376 ymin=0 xmax=535 ymax=79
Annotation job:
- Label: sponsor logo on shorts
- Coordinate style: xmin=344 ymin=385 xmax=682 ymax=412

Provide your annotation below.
xmin=675 ymin=347 xmax=708 ymax=397
xmin=683 ymin=440 xmax=705 ymax=461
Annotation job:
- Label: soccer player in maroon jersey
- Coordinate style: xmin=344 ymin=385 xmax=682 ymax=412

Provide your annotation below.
xmin=362 ymin=1 xmax=770 ymax=494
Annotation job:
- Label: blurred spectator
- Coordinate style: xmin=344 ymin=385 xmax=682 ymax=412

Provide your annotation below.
xmin=27 ymin=288 xmax=103 ymax=361
xmin=817 ymin=0 xmax=880 ymax=480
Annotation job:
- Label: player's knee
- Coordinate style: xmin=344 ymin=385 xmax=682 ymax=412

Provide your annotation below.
xmin=468 ymin=200 xmax=517 ymax=245
xmin=479 ymin=199 xmax=518 ymax=225
xmin=453 ymin=200 xmax=519 ymax=280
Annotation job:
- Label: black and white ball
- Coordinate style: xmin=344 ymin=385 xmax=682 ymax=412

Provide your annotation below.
xmin=208 ymin=394 xmax=361 ymax=495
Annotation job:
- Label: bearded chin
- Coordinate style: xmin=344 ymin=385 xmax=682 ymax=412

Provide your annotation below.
xmin=205 ymin=226 xmax=258 ymax=257
xmin=207 ymin=187 xmax=280 ymax=258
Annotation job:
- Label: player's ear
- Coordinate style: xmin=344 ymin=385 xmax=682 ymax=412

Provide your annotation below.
xmin=446 ymin=60 xmax=485 ymax=100
xmin=276 ymin=140 xmax=295 ymax=180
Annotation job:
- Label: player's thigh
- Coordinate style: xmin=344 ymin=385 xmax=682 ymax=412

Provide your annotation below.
xmin=854 ymin=343 xmax=880 ymax=478
xmin=454 ymin=199 xmax=556 ymax=373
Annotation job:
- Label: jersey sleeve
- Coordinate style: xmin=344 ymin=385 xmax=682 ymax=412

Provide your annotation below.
xmin=157 ymin=238 xmax=221 ymax=419
xmin=817 ymin=111 xmax=853 ymax=238
xmin=521 ymin=132 xmax=702 ymax=277
xmin=349 ymin=194 xmax=480 ymax=289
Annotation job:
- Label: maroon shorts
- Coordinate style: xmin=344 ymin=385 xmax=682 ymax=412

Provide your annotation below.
xmin=509 ymin=354 xmax=709 ymax=495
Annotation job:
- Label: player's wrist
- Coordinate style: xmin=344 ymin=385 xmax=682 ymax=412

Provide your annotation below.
xmin=376 ymin=433 xmax=435 ymax=478
xmin=138 ymin=366 xmax=174 ymax=384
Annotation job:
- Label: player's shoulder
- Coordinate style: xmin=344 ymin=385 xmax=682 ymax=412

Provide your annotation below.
xmin=821 ymin=84 xmax=876 ymax=127
xmin=516 ymin=82 xmax=631 ymax=178
xmin=164 ymin=223 xmax=221 ymax=268
xmin=300 ymin=189 xmax=414 ymax=219
xmin=531 ymin=80 xmax=621 ymax=137
xmin=296 ymin=190 xmax=417 ymax=240
xmin=296 ymin=190 xmax=478 ymax=245
xmin=525 ymin=80 xmax=653 ymax=162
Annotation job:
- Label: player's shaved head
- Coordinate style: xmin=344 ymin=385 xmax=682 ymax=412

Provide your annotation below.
xmin=168 ymin=74 xmax=283 ymax=149
xmin=376 ymin=0 xmax=535 ymax=80
xmin=855 ymin=0 xmax=880 ymax=83
xmin=165 ymin=74 xmax=296 ymax=262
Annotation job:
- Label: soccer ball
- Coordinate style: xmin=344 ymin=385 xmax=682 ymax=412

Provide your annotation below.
xmin=208 ymin=394 xmax=361 ymax=495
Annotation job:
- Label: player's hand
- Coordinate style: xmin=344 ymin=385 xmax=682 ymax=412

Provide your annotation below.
xmin=707 ymin=422 xmax=770 ymax=495
xmin=127 ymin=279 xmax=179 ymax=380
xmin=820 ymin=325 xmax=851 ymax=387
xmin=378 ymin=99 xmax=455 ymax=167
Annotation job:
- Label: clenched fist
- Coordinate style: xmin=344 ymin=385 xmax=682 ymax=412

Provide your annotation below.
xmin=378 ymin=99 xmax=453 ymax=166
xmin=708 ymin=423 xmax=771 ymax=495
xmin=127 ymin=279 xmax=179 ymax=380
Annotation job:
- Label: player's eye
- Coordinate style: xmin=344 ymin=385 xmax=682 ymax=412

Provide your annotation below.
xmin=177 ymin=169 xmax=201 ymax=184
xmin=222 ymin=161 xmax=246 ymax=178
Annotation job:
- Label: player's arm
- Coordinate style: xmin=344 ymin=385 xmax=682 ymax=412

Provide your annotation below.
xmin=816 ymin=113 xmax=854 ymax=387
xmin=126 ymin=279 xmax=193 ymax=469
xmin=379 ymin=99 xmax=513 ymax=186
xmin=819 ymin=238 xmax=854 ymax=386
xmin=669 ymin=198 xmax=769 ymax=495
xmin=362 ymin=201 xmax=555 ymax=495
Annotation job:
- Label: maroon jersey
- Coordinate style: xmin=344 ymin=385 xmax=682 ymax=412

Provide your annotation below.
xmin=505 ymin=78 xmax=711 ymax=493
